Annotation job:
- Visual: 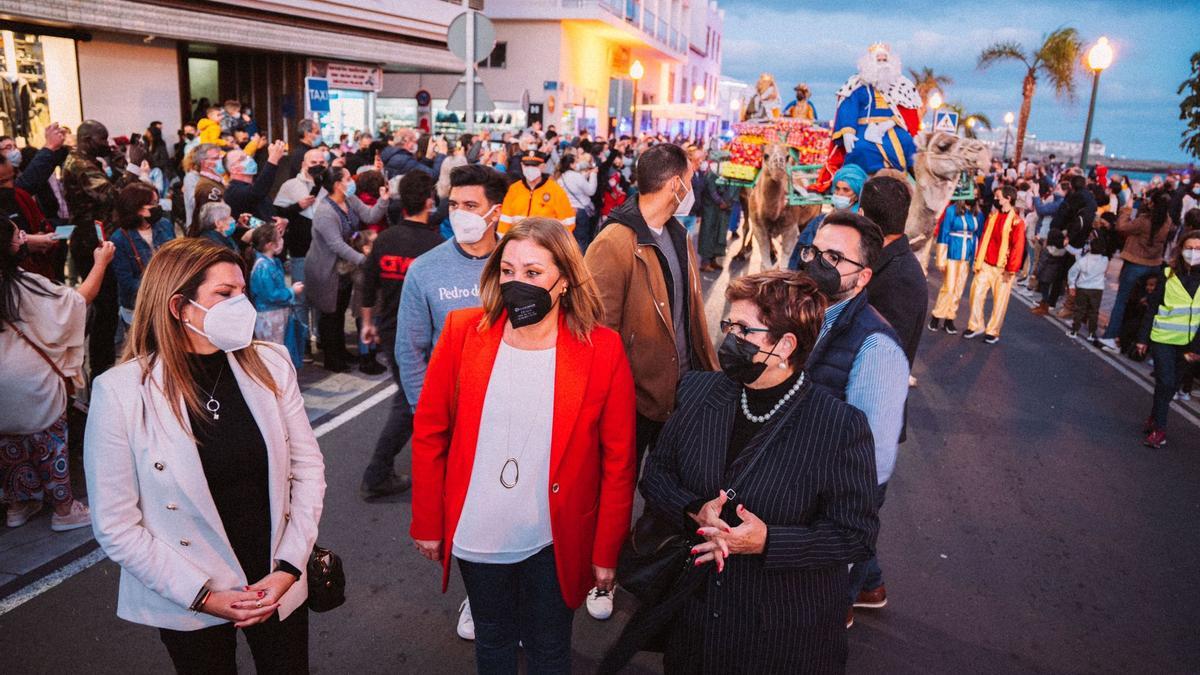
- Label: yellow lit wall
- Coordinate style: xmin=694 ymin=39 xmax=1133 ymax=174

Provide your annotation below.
xmin=560 ymin=22 xmax=611 ymax=133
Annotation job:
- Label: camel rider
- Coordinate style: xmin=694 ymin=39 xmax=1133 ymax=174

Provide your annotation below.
xmin=783 ymin=83 xmax=818 ymax=121
xmin=790 ymin=164 xmax=868 ymax=269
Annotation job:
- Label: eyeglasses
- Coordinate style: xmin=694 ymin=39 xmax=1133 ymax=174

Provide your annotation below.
xmin=796 ymin=244 xmax=866 ymax=270
xmin=720 ymin=320 xmax=771 ymax=338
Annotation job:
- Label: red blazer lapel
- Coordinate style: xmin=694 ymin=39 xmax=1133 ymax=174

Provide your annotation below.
xmin=550 ymin=316 xmax=593 ymax=480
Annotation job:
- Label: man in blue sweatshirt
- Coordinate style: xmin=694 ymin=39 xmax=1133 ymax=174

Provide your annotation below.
xmin=396 ymin=163 xmax=507 ymax=412
xmin=395 ymin=162 xmax=508 ymax=643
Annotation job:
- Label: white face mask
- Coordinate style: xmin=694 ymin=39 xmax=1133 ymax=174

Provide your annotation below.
xmin=673 ymin=176 xmax=695 ymax=217
xmin=184 ymin=295 xmax=257 ymax=352
xmin=450 ymin=205 xmax=497 ymax=245
xmin=522 ymin=166 xmax=543 ymax=184
xmin=1184 ymin=249 xmax=1200 ymax=267
xmin=831 ymin=194 xmax=853 ymax=210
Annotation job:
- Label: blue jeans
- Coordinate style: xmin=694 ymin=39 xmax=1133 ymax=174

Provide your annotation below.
xmin=572 ymin=207 xmax=596 ymax=252
xmin=848 ymin=482 xmax=888 ymax=601
xmin=727 ymin=201 xmax=741 ymax=233
xmin=1102 ymin=261 xmax=1156 ymax=340
xmin=289 ymin=256 xmax=315 ymax=343
xmin=1150 ymin=342 xmax=1186 ymax=430
xmin=362 ymin=356 xmax=413 ymax=488
xmin=457 ymin=546 xmax=573 ymax=675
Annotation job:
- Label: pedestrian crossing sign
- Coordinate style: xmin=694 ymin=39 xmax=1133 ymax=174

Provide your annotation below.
xmin=933 ymin=111 xmax=959 ymax=134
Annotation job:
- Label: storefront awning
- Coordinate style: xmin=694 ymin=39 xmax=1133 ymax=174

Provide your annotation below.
xmin=2 ymin=0 xmax=463 ymax=73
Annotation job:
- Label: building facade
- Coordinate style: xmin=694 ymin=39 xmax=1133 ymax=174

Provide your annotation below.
xmin=0 ymin=0 xmax=464 ymax=148
xmin=381 ymin=0 xmax=723 ymax=138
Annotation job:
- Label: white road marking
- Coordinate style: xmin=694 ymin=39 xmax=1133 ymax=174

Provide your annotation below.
xmin=0 ymin=383 xmax=399 ymax=616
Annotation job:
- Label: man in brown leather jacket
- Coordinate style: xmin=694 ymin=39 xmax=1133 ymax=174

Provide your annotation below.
xmin=584 ymin=143 xmax=718 ymax=474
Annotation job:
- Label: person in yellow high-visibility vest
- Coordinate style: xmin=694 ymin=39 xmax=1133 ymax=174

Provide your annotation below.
xmin=1135 ymin=230 xmax=1200 ymax=448
xmin=499 ymin=151 xmax=575 ymax=234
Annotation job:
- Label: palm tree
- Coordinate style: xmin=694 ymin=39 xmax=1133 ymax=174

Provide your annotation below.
xmin=978 ymin=27 xmax=1083 ymax=163
xmin=945 ymin=103 xmax=993 ymax=140
xmin=908 ymin=67 xmax=954 ymax=121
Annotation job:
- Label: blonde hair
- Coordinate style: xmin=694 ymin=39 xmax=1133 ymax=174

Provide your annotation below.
xmin=121 ymin=237 xmax=279 ymax=430
xmin=479 ymin=217 xmax=603 ymax=342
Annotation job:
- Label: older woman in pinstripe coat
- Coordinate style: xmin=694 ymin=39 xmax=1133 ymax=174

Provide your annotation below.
xmin=641 ymin=271 xmax=879 ymax=674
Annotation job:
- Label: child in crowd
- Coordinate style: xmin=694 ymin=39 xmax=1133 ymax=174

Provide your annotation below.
xmin=349 ymin=229 xmax=387 ymax=375
xmin=1066 ymin=233 xmax=1110 ymax=341
xmin=247 ymin=224 xmax=305 ymax=368
xmin=1120 ymin=275 xmax=1158 ymax=362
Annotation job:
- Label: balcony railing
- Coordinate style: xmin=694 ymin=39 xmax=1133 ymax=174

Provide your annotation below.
xmin=556 ymin=0 xmax=684 ymax=53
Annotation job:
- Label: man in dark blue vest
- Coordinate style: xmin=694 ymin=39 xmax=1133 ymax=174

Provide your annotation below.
xmin=797 ymin=210 xmax=910 ymax=629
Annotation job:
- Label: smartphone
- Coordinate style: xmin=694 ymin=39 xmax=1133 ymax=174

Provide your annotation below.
xmin=489 ymin=141 xmax=503 ymax=151
xmin=248 ymin=216 xmax=266 ymax=229
xmin=54 ymin=225 xmax=75 ymax=240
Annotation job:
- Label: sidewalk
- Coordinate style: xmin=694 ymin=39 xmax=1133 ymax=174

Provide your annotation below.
xmin=0 ymin=361 xmax=390 ymax=601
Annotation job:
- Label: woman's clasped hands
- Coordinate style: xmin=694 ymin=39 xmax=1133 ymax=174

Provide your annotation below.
xmin=689 ymin=489 xmax=767 ymax=573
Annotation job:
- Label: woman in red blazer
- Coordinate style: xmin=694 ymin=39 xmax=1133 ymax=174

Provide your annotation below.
xmin=410 ymin=217 xmax=636 ymax=673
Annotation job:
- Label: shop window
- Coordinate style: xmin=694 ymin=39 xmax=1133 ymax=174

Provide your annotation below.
xmin=481 ymin=42 xmax=507 ymax=69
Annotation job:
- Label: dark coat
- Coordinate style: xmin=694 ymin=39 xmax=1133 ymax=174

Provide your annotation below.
xmin=639 ymin=371 xmax=879 ymax=674
xmin=867 ymin=235 xmax=927 ymax=367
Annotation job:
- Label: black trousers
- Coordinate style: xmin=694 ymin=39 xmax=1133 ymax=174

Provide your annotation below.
xmin=362 ymin=355 xmax=414 ymax=487
xmin=159 ymin=606 xmax=309 ymax=675
xmin=317 ymin=279 xmax=353 ymax=368
xmin=635 ymin=413 xmax=664 ymax=479
xmin=87 ymin=270 xmax=119 ymax=379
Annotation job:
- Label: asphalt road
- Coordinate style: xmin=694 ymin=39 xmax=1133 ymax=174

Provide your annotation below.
xmin=2 ymin=253 xmax=1199 ymax=674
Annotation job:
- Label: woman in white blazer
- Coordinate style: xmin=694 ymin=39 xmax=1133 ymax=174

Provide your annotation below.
xmin=84 ymin=237 xmax=326 ymax=673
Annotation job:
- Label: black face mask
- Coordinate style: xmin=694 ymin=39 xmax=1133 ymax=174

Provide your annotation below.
xmin=796 ymin=255 xmax=843 ymax=297
xmin=501 ymin=279 xmax=559 ymax=328
xmin=717 ymin=332 xmax=778 ymax=385
xmin=185 ymin=132 xmax=197 ymax=141
xmin=147 ymin=205 xmax=164 ymax=223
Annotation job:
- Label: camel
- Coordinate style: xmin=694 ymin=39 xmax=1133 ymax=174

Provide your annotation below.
xmin=904 ymin=131 xmax=991 ymax=271
xmin=733 ymin=143 xmax=822 ymax=272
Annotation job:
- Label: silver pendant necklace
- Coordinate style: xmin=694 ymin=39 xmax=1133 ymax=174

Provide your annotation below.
xmin=499 ymin=345 xmax=548 ymax=489
xmin=198 ymin=362 xmax=226 ymax=421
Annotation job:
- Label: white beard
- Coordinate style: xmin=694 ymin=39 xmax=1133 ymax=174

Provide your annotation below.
xmin=858 ymin=53 xmax=902 ymax=90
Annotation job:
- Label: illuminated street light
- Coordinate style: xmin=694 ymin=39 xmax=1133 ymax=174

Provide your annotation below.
xmin=693 ymin=85 xmax=706 ymax=102
xmin=928 ymin=90 xmax=943 ymax=110
xmin=966 ymin=116 xmax=977 ymax=129
xmin=630 ymin=60 xmax=644 ymax=133
xmin=1003 ymin=111 xmax=1015 ymax=125
xmin=1080 ymin=37 xmax=1114 ymax=170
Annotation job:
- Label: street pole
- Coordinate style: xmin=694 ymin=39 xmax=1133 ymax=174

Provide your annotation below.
xmin=1003 ymin=126 xmax=1011 ymax=162
xmin=1079 ymin=69 xmax=1101 ymax=172
xmin=463 ymin=0 xmax=475 ymax=133
xmin=632 ymin=80 xmax=638 ymax=134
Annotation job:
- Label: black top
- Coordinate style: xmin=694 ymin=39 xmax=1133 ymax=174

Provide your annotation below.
xmin=727 ymin=370 xmax=803 ymax=471
xmin=361 ymin=219 xmax=446 ymax=353
xmin=223 ymin=162 xmax=279 ymax=222
xmin=867 ymin=235 xmax=927 ymax=367
xmin=187 ymin=351 xmax=272 ymax=582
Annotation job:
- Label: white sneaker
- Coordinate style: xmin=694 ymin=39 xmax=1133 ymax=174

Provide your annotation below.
xmin=586 ymin=587 xmax=614 ymax=620
xmin=50 ymin=500 xmax=91 ymax=532
xmin=1096 ymin=337 xmax=1119 ymax=352
xmin=1175 ymin=391 xmax=1192 ymax=402
xmin=456 ymin=598 xmax=475 ymax=640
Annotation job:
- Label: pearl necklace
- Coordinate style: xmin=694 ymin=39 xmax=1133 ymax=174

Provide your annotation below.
xmin=740 ymin=372 xmax=806 ymax=424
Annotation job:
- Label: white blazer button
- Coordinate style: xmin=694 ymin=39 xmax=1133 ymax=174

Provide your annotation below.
xmin=551 ymin=483 xmax=560 ymax=493
xmin=166 ymin=503 xmax=178 ymax=510
xmin=154 ymin=462 xmax=165 ymax=471
xmin=180 ymin=539 xmax=190 ymax=546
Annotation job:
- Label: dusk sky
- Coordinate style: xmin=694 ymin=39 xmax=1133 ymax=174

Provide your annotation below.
xmin=717 ymin=0 xmax=1200 ymax=164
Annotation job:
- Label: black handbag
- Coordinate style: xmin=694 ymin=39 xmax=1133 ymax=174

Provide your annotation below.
xmin=616 ymin=509 xmax=698 ymax=605
xmin=306 ymin=544 xmax=345 ymax=613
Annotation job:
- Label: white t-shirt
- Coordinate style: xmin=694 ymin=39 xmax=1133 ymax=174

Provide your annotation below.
xmin=453 ymin=341 xmax=556 ymax=564
xmin=273 ymin=174 xmax=327 ymax=220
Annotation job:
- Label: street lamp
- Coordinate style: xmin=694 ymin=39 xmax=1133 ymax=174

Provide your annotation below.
xmin=692 ymin=85 xmax=707 ymax=138
xmin=630 ymin=59 xmax=644 ymax=134
xmin=1003 ymin=110 xmax=1015 ymax=161
xmin=1080 ymin=36 xmax=1113 ymax=171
